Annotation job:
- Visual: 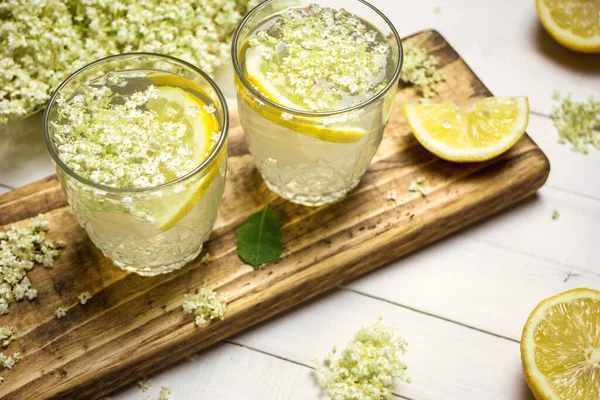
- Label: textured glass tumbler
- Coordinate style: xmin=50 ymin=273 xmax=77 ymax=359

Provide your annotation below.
xmin=232 ymin=0 xmax=402 ymax=206
xmin=44 ymin=54 xmax=229 ymax=276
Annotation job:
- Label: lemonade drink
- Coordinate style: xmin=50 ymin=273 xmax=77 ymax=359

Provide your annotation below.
xmin=233 ymin=0 xmax=402 ymax=206
xmin=44 ymin=54 xmax=228 ymax=276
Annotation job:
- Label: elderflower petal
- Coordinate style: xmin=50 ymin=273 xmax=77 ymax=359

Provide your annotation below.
xmin=182 ymin=287 xmax=227 ymax=326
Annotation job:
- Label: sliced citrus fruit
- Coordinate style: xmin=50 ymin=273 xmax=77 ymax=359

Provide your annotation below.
xmin=403 ymin=96 xmax=529 ymax=162
xmin=241 ymin=44 xmax=367 ymax=144
xmin=536 ymin=0 xmax=600 ymax=54
xmin=521 ymin=288 xmax=600 ymax=400
xmin=145 ymin=86 xmax=223 ymax=231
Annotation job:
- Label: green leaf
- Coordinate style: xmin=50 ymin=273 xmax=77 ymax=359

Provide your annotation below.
xmin=237 ymin=204 xmax=283 ymax=270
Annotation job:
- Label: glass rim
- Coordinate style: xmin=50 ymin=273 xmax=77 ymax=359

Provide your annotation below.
xmin=231 ymin=0 xmax=403 ymax=117
xmin=43 ymin=52 xmax=229 ymax=194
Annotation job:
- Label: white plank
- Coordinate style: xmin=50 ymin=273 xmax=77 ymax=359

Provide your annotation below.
xmin=465 ymin=185 xmax=599 ymax=273
xmin=108 ymin=342 xmax=323 ymax=400
xmin=347 ymin=234 xmax=600 ymax=341
xmin=233 ymin=290 xmax=533 ymax=400
xmin=373 ymin=0 xmax=600 ymax=116
xmin=527 ymin=114 xmax=600 ymax=199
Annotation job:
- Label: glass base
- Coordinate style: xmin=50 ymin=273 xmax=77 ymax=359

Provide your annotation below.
xmin=113 ymin=245 xmax=203 ymax=276
xmin=263 ymin=177 xmax=361 ymax=207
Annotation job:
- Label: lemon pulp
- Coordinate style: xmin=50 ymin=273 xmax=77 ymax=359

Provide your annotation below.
xmin=403 ymin=96 xmax=529 ymax=162
xmin=521 ymin=288 xmax=600 ymax=400
xmin=536 ymin=0 xmax=600 ymax=53
xmin=145 ymin=85 xmax=222 ymax=231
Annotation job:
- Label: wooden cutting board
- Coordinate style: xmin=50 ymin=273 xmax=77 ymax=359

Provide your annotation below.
xmin=0 ymin=30 xmax=549 ymax=400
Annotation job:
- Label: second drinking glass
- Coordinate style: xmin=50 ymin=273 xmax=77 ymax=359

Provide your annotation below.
xmin=233 ymin=0 xmax=402 ymax=206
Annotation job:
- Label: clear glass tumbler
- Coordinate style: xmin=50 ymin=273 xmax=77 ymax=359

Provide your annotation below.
xmin=232 ymin=0 xmax=402 ymax=206
xmin=44 ymin=54 xmax=229 ymax=276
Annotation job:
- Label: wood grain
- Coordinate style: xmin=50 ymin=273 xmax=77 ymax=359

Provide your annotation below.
xmin=0 ymin=31 xmax=549 ymax=400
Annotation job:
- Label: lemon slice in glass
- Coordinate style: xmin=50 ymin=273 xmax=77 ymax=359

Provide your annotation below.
xmin=146 ymin=86 xmax=222 ymax=231
xmin=403 ymin=96 xmax=529 ymax=162
xmin=243 ymin=45 xmax=367 ymax=144
xmin=536 ymin=0 xmax=600 ymax=54
xmin=521 ymin=288 xmax=600 ymax=400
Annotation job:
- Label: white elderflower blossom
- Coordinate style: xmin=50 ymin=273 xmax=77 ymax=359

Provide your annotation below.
xmin=200 ymin=253 xmax=212 ymax=264
xmin=182 ymin=287 xmax=227 ymax=326
xmin=250 ymin=5 xmax=392 ymax=112
xmin=137 ymin=376 xmax=152 ymax=392
xmin=408 ymin=176 xmax=427 ymax=197
xmin=51 ymin=85 xmax=196 ymax=189
xmin=78 ymin=292 xmax=92 ymax=305
xmin=54 ymin=306 xmax=68 ymax=319
xmin=315 ymin=318 xmax=410 ymax=400
xmin=1 ymin=0 xmax=257 ymax=124
xmin=157 ymin=386 xmax=172 ymax=400
xmin=0 ymin=352 xmax=21 ymax=370
xmin=401 ymin=41 xmax=444 ymax=98
xmin=0 ymin=328 xmax=16 ymax=349
xmin=0 ymin=214 xmax=65 ymax=314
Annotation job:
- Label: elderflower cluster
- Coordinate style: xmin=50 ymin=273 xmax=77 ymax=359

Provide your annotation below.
xmin=50 ymin=84 xmax=196 ymax=189
xmin=0 ymin=0 xmax=257 ymax=124
xmin=0 ymin=351 xmax=21 ymax=370
xmin=0 ymin=328 xmax=15 ymax=349
xmin=315 ymin=318 xmax=410 ymax=400
xmin=249 ymin=4 xmax=391 ymax=112
xmin=551 ymin=92 xmax=599 ymax=154
xmin=182 ymin=287 xmax=227 ymax=326
xmin=157 ymin=386 xmax=172 ymax=400
xmin=0 ymin=214 xmax=65 ymax=314
xmin=137 ymin=376 xmax=152 ymax=392
xmin=408 ymin=176 xmax=427 ymax=197
xmin=401 ymin=43 xmax=444 ymax=98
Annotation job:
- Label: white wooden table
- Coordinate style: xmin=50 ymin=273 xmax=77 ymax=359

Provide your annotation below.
xmin=1 ymin=1 xmax=599 ymax=399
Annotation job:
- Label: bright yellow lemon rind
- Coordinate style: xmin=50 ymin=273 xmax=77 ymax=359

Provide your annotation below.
xmin=145 ymin=86 xmax=222 ymax=231
xmin=242 ymin=44 xmax=367 ymax=144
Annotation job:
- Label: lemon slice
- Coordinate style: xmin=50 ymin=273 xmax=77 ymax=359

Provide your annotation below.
xmin=536 ymin=0 xmax=600 ymax=53
xmin=403 ymin=96 xmax=529 ymax=162
xmin=521 ymin=288 xmax=600 ymax=400
xmin=242 ymin=45 xmax=367 ymax=144
xmin=145 ymin=86 xmax=222 ymax=231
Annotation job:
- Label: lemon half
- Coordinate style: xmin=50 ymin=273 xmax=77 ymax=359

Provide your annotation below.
xmin=403 ymin=96 xmax=529 ymax=162
xmin=536 ymin=0 xmax=600 ymax=54
xmin=521 ymin=288 xmax=600 ymax=400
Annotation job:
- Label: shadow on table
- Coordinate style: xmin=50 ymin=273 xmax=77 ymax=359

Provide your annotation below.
xmin=0 ymin=112 xmax=54 ymax=186
xmin=531 ymin=20 xmax=600 ymax=75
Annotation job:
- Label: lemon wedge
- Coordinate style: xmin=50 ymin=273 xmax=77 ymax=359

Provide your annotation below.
xmin=536 ymin=0 xmax=600 ymax=53
xmin=521 ymin=288 xmax=600 ymax=400
xmin=145 ymin=86 xmax=222 ymax=231
xmin=242 ymin=45 xmax=367 ymax=144
xmin=403 ymin=96 xmax=529 ymax=162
